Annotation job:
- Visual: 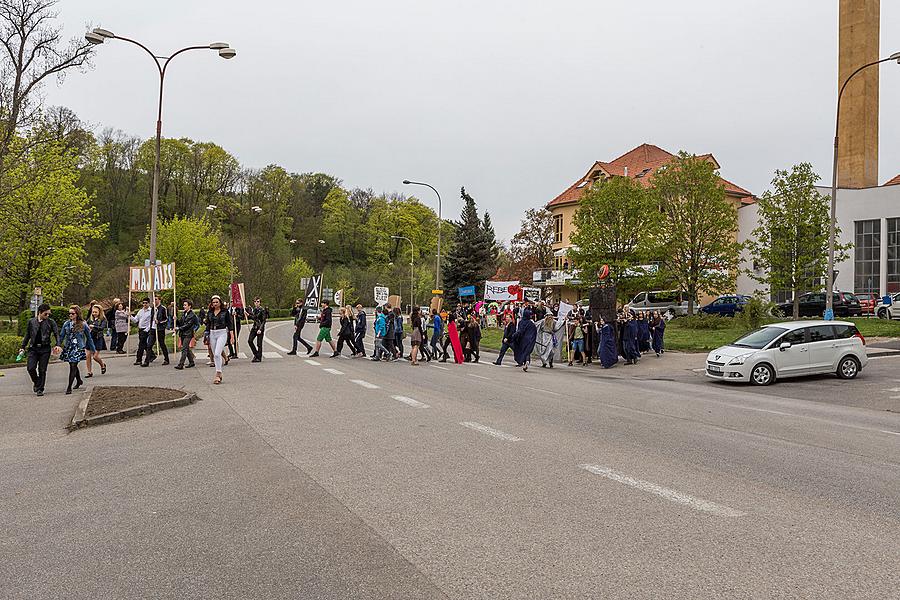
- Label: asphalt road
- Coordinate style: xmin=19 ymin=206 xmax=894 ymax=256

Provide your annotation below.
xmin=2 ymin=320 xmax=899 ymax=599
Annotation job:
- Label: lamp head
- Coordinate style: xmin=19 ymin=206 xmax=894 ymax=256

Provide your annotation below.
xmin=219 ymin=47 xmax=237 ymax=59
xmin=85 ymin=31 xmax=105 ymax=45
xmin=891 ymin=51 xmax=900 ymax=64
xmin=93 ymin=28 xmax=115 ymax=38
xmin=402 ymin=180 xmax=411 ymax=185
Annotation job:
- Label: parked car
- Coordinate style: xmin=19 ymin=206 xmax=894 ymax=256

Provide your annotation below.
xmin=775 ymin=291 xmax=861 ymax=318
xmin=706 ymin=320 xmax=866 ymax=385
xmin=855 ymin=292 xmax=880 ymax=315
xmin=306 ymin=308 xmax=320 ymax=323
xmin=626 ymin=290 xmax=697 ymax=317
xmin=700 ymin=295 xmax=751 ymax=317
xmin=875 ymin=293 xmax=900 ymax=319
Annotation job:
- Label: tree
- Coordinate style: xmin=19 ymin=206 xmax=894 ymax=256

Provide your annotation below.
xmin=0 ymin=139 xmax=104 ymax=312
xmin=135 ymin=216 xmax=231 ymax=303
xmin=652 ymin=152 xmax=742 ymax=314
xmin=442 ymin=187 xmax=498 ymax=301
xmin=569 ymin=177 xmax=658 ymax=291
xmin=507 ymin=208 xmax=554 ymax=280
xmin=0 ymin=0 xmax=93 ymax=177
xmin=746 ymin=163 xmax=849 ymax=319
xmin=282 ymin=257 xmax=313 ymax=305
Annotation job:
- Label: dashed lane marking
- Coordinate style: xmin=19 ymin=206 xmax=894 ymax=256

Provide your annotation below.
xmin=881 ymin=430 xmax=900 ymax=436
xmin=350 ymin=379 xmax=380 ymax=389
xmin=237 ymin=352 xmax=248 ymax=359
xmin=579 ymin=464 xmax=746 ymax=518
xmin=391 ymin=395 xmax=430 ymax=409
xmin=431 ymin=365 xmax=450 ymax=370
xmin=262 ymin=352 xmax=282 ymax=359
xmin=522 ymin=386 xmax=561 ymax=397
xmin=263 ymin=336 xmax=291 ymax=353
xmin=459 ymin=421 xmax=522 ymax=442
xmin=322 ymin=368 xmax=344 ymax=375
xmin=304 ymin=360 xmax=321 ymax=366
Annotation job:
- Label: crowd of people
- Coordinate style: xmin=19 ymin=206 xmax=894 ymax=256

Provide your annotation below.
xmin=18 ymin=295 xmax=668 ymax=396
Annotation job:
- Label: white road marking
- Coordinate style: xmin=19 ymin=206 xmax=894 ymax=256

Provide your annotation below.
xmin=263 ymin=336 xmax=291 ymax=353
xmin=350 ymin=379 xmax=380 ymax=389
xmin=692 ymin=368 xmax=706 ymax=373
xmin=391 ymin=395 xmax=430 ymax=409
xmin=262 ymin=351 xmax=282 ymax=359
xmin=431 ymin=365 xmax=450 ymax=370
xmin=723 ymin=404 xmax=793 ymax=417
xmin=579 ymin=464 xmax=746 ymax=517
xmin=880 ymin=430 xmax=900 ymax=436
xmin=322 ymin=368 xmax=344 ymax=375
xmin=237 ymin=352 xmax=249 ymax=359
xmin=523 ymin=386 xmax=561 ymax=397
xmin=304 ymin=360 xmax=321 ymax=366
xmin=884 ymin=387 xmax=900 ymax=393
xmin=468 ymin=374 xmax=490 ymax=380
xmin=459 ymin=421 xmax=522 ymax=442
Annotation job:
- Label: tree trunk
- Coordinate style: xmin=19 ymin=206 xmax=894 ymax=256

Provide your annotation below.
xmin=792 ymin=293 xmax=800 ymax=320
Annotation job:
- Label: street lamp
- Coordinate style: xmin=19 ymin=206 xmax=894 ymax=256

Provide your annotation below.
xmin=86 ymin=27 xmax=236 ymax=306
xmin=402 ymin=180 xmax=442 ymax=290
xmin=826 ymin=51 xmax=900 ymax=319
xmin=391 ymin=235 xmax=415 ymax=312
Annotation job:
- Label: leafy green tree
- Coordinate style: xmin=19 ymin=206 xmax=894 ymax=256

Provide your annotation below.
xmin=746 ymin=163 xmax=849 ymax=319
xmin=569 ymin=177 xmax=658 ymax=292
xmin=135 ymin=216 xmax=231 ymax=303
xmin=282 ymin=257 xmax=314 ymax=305
xmin=442 ymin=187 xmax=498 ymax=301
xmin=652 ymin=152 xmax=742 ymax=314
xmin=0 ymin=140 xmax=105 ymax=312
xmin=322 ymin=187 xmax=362 ymax=265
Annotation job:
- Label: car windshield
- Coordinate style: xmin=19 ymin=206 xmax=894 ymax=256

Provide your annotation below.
xmin=731 ymin=326 xmax=788 ymax=349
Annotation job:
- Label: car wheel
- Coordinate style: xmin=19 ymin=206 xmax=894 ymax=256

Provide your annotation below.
xmin=750 ymin=363 xmax=775 ymax=386
xmin=836 ymin=356 xmax=860 ymax=379
xmin=878 ymin=308 xmax=888 ymax=319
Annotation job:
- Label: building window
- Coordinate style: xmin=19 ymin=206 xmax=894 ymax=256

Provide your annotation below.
xmin=888 ymin=218 xmax=900 ymax=293
xmin=553 ymin=214 xmax=563 ymax=243
xmin=854 ymin=219 xmax=880 ymax=294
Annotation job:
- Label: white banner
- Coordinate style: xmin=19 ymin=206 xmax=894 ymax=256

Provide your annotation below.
xmin=556 ymin=301 xmax=574 ymax=329
xmin=129 ymin=263 xmax=175 ymax=292
xmin=484 ymin=280 xmax=521 ymax=301
xmin=374 ymin=286 xmax=389 ymax=306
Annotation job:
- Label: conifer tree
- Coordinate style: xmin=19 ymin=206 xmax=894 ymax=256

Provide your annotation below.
xmin=443 ymin=187 xmax=498 ymax=302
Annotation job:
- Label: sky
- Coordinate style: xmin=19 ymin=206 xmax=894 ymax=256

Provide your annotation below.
xmin=46 ymin=0 xmax=900 ymax=242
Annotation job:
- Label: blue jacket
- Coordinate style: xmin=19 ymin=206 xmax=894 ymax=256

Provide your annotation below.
xmin=355 ymin=311 xmax=367 ymax=333
xmin=432 ymin=314 xmax=443 ymax=337
xmin=60 ymin=320 xmax=96 ymax=354
xmin=374 ymin=312 xmax=387 ymax=336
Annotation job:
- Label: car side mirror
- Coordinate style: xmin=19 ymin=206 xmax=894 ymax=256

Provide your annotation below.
xmin=779 ymin=341 xmax=791 ymax=351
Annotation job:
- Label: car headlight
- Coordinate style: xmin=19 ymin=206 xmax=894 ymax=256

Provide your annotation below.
xmin=728 ymin=354 xmax=752 ymax=366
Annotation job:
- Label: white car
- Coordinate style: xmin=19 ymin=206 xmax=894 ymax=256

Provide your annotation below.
xmin=875 ymin=293 xmax=900 ymax=319
xmin=706 ymin=320 xmax=867 ymax=386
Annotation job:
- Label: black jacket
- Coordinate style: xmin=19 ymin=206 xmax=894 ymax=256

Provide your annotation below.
xmin=21 ymin=317 xmax=60 ymax=351
xmin=249 ymin=306 xmax=269 ymax=330
xmin=177 ymin=310 xmax=199 ymax=337
xmin=355 ymin=311 xmax=367 ymax=333
xmin=205 ymin=309 xmax=234 ymax=331
xmin=155 ymin=304 xmax=168 ymax=328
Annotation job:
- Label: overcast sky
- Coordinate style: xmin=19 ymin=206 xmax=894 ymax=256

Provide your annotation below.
xmin=47 ymin=0 xmax=900 ymax=241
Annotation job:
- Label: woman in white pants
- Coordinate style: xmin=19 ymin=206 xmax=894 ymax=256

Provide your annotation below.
xmin=204 ymin=295 xmax=234 ymax=384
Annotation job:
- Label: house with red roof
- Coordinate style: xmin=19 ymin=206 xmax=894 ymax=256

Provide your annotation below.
xmin=538 ymin=143 xmax=754 ymax=303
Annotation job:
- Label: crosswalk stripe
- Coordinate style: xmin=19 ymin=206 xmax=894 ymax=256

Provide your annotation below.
xmin=262 ymin=351 xmax=282 ymax=359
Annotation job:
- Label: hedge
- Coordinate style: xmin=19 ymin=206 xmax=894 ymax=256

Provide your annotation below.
xmin=0 ymin=334 xmax=21 ymax=363
xmin=17 ymin=306 xmax=68 ymax=336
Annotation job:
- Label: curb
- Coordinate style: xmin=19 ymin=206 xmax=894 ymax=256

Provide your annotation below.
xmin=867 ymin=349 xmax=900 ymax=358
xmin=68 ymin=387 xmax=199 ymax=431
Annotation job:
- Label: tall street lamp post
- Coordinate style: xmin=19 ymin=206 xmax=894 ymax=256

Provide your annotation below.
xmin=825 ymin=51 xmax=900 ymax=319
xmin=402 ymin=180 xmax=441 ymax=290
xmin=391 ymin=235 xmax=415 ymax=312
xmin=86 ymin=28 xmax=236 ymax=305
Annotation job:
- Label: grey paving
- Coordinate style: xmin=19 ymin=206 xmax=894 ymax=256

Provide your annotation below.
xmin=1 ymin=319 xmax=899 ymax=599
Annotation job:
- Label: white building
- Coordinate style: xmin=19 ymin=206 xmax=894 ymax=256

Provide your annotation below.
xmin=737 ymin=176 xmax=900 ymax=299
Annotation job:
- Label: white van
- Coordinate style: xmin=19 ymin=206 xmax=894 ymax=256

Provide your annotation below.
xmin=625 ymin=290 xmax=694 ymax=317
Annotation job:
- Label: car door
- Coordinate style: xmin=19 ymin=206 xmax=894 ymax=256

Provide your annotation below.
xmin=704 ymin=298 xmax=723 ymax=315
xmin=806 ymin=325 xmax=838 ymax=372
xmin=772 ymin=328 xmax=809 ymax=377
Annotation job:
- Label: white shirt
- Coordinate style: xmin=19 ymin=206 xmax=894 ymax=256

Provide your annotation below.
xmin=131 ymin=307 xmax=156 ymax=331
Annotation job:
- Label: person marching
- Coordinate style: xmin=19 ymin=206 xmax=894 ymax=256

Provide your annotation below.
xmin=59 ymin=305 xmax=95 ymax=395
xmin=105 ymin=298 xmax=120 ymax=351
xmin=335 ymin=307 xmax=358 ymax=357
xmin=429 ymin=308 xmax=443 ymax=361
xmin=598 ymin=316 xmax=618 ymax=369
xmin=568 ymin=315 xmax=586 ymax=366
xmin=372 ymin=306 xmax=388 ymax=361
xmin=85 ymin=304 xmax=107 ymax=378
xmin=650 ymin=310 xmax=666 ymax=357
xmin=382 ymin=304 xmax=398 ymax=360
xmin=537 ymin=314 xmax=557 ymax=368
xmin=511 ymin=308 xmax=537 ymax=372
xmin=247 ymin=297 xmax=269 ymax=363
xmin=393 ymin=306 xmax=405 ymax=359
xmin=131 ymin=297 xmax=156 ymax=367
xmin=113 ymin=301 xmax=128 ymax=354
xmin=637 ymin=312 xmax=651 ymax=354
xmin=204 ymin=295 xmax=234 ymax=384
xmin=153 ymin=296 xmax=170 ymax=366
xmin=622 ymin=312 xmax=641 ymax=365
xmin=465 ymin=314 xmax=481 ymax=363
xmin=493 ymin=312 xmax=516 ymax=366
xmin=287 ymin=299 xmax=313 ymax=356
xmin=19 ymin=303 xmax=59 ymax=396
xmin=310 ymin=300 xmax=338 ymax=358
xmin=354 ymin=304 xmax=367 ymax=357
xmin=174 ymin=299 xmax=199 ymax=369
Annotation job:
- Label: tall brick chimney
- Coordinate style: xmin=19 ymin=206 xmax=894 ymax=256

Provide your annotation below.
xmin=837 ymin=0 xmax=880 ymax=188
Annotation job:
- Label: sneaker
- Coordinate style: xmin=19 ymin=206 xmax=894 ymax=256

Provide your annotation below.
xmin=162 ymin=360 xmax=170 ymax=366
xmin=331 ymin=352 xmax=340 ymax=358
xmin=286 ymin=351 xmax=297 ymax=355
xmin=310 ymin=352 xmax=319 ymax=357
xmin=186 ymin=363 xmax=195 ymax=369
xmin=251 ymin=358 xmax=261 ymax=363
xmin=174 ymin=364 xmax=184 ymax=370
xmin=36 ymin=390 xmax=44 ymax=396
xmin=133 ymin=361 xmax=141 ymax=366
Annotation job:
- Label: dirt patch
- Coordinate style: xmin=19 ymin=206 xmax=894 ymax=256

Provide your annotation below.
xmin=84 ymin=386 xmax=187 ymax=419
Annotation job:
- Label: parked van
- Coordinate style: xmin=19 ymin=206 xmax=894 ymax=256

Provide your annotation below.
xmin=625 ymin=290 xmax=695 ymax=317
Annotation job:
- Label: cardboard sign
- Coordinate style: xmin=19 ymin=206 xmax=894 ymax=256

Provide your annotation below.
xmin=129 ymin=263 xmax=175 ymax=292
xmin=522 ymin=287 xmax=541 ymax=302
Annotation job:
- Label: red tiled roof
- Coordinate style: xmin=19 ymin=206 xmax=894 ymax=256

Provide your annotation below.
xmin=547 ymin=143 xmax=754 ymax=207
xmin=886 ymin=173 xmax=900 ymax=186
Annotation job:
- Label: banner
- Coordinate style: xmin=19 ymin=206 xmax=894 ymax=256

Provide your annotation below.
xmin=374 ymin=286 xmax=389 ymax=306
xmin=333 ymin=289 xmax=343 ymax=307
xmin=522 ymin=287 xmax=541 ymax=302
xmin=229 ymin=283 xmax=246 ymax=308
xmin=484 ymin=280 xmax=521 ymax=302
xmin=458 ymin=285 xmax=476 ymax=297
xmin=129 ymin=263 xmax=175 ymax=292
xmin=305 ymin=274 xmax=322 ymax=308
xmin=556 ymin=301 xmax=574 ymax=329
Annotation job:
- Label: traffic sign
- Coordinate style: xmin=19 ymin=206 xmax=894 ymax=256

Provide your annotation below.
xmin=431 ymin=289 xmax=443 ymax=295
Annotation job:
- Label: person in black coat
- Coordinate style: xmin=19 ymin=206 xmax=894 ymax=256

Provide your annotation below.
xmin=622 ymin=313 xmax=641 ymax=365
xmin=20 ymin=303 xmax=60 ymax=396
xmin=354 ymin=305 xmax=367 ymax=357
xmin=465 ymin=314 xmax=482 ymax=363
xmin=287 ymin=299 xmax=313 ymax=355
xmin=494 ymin=313 xmax=517 ymax=365
xmin=650 ymin=310 xmax=666 ymax=356
xmin=511 ymin=308 xmax=538 ymax=371
xmin=174 ymin=299 xmax=199 ymax=369
xmin=247 ymin=297 xmax=269 ymax=362
xmin=637 ymin=312 xmax=651 ymax=353
xmin=598 ymin=318 xmax=618 ymax=369
xmin=153 ymin=296 xmax=170 ymax=365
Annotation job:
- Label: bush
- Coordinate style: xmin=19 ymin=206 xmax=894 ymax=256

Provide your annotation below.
xmin=267 ymin=308 xmax=292 ymax=319
xmin=676 ymin=313 xmax=734 ymax=330
xmin=0 ymin=334 xmax=22 ymax=363
xmin=735 ymin=294 xmax=777 ymax=329
xmin=17 ymin=306 xmax=68 ymax=336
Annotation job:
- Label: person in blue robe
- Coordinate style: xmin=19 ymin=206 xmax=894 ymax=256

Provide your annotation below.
xmin=598 ymin=319 xmax=618 ymax=369
xmin=637 ymin=312 xmax=651 ymax=352
xmin=650 ymin=311 xmax=666 ymax=356
xmin=622 ymin=314 xmax=641 ymax=365
xmin=512 ymin=308 xmax=538 ymax=371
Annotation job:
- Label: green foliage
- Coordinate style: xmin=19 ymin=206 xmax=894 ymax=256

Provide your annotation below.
xmin=675 ymin=313 xmax=734 ymax=330
xmin=282 ymin=257 xmax=314 ymax=305
xmin=442 ymin=187 xmax=498 ymax=301
xmin=746 ymin=163 xmax=850 ymax=319
xmin=653 ymin=152 xmax=742 ymax=314
xmin=0 ymin=334 xmax=20 ymax=363
xmin=17 ymin=306 xmax=68 ymax=336
xmin=0 ymin=138 xmax=105 ymax=313
xmin=734 ymin=294 xmax=775 ymax=330
xmin=135 ymin=216 xmax=231 ymax=303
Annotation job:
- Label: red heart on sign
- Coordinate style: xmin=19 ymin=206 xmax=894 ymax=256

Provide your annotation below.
xmin=507 ymin=285 xmax=521 ymax=295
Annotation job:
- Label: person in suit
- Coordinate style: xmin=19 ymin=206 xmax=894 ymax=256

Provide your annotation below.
xmin=20 ymin=303 xmax=60 ymax=396
xmin=153 ymin=296 xmax=170 ymax=365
